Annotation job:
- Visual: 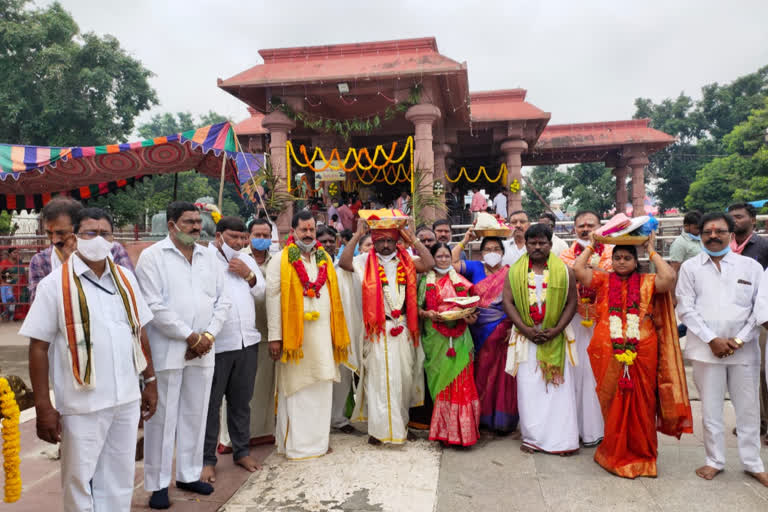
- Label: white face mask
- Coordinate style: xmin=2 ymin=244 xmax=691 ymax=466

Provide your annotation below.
xmin=220 ymin=240 xmax=240 ymax=261
xmin=483 ymin=252 xmax=502 ymax=267
xmin=378 ymin=252 xmax=397 ymax=263
xmin=576 ymin=238 xmax=590 ymax=247
xmin=77 ymin=236 xmax=113 ymax=262
xmin=434 ymin=266 xmax=451 ymax=275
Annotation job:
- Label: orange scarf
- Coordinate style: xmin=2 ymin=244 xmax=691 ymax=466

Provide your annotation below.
xmin=362 ymin=246 xmax=419 ymax=346
xmin=279 ymin=247 xmax=350 ymax=364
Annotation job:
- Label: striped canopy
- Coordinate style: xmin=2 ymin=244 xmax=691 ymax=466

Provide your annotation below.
xmin=0 ymin=122 xmax=264 ymax=212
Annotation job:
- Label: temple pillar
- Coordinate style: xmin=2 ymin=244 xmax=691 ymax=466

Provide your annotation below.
xmin=500 ymin=139 xmax=528 ymax=214
xmin=612 ymin=164 xmax=630 ymax=215
xmin=628 ymin=156 xmax=649 ymax=218
xmin=405 ymin=104 xmax=441 ymax=220
xmin=433 ymin=143 xmax=451 ymax=215
xmin=262 ymin=110 xmax=296 ymax=239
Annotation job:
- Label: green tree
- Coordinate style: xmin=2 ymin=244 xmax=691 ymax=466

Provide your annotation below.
xmin=522 ymin=165 xmax=558 ymax=218
xmin=556 ymin=162 xmax=617 ymax=217
xmin=686 ymin=98 xmax=768 ymax=211
xmin=0 ymin=0 xmax=157 ymax=146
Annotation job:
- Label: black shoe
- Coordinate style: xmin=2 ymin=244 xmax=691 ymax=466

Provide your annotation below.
xmin=176 ymin=480 xmax=214 ymax=495
xmin=149 ymin=488 xmax=170 ymax=509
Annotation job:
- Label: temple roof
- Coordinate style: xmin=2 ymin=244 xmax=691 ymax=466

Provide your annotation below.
xmin=233 ymin=108 xmax=267 ymax=135
xmin=535 ymin=119 xmax=676 ymax=151
xmin=470 ymin=89 xmax=551 ymax=123
xmin=219 ymin=37 xmax=466 ymax=89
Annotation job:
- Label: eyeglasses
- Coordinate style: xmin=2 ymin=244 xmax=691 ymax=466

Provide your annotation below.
xmin=77 ymin=231 xmax=114 ymax=241
xmin=701 ymin=229 xmax=730 ymax=236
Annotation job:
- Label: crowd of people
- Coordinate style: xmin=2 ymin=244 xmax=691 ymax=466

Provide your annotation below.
xmin=17 ymin=196 xmax=768 ymax=511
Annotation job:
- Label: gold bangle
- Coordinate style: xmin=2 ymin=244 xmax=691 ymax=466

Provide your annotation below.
xmin=203 ymin=332 xmax=215 ymax=343
xmin=190 ymin=334 xmax=202 ymax=349
xmin=457 ymin=241 xmax=465 ymax=249
xmin=734 ymin=337 xmax=744 ymax=346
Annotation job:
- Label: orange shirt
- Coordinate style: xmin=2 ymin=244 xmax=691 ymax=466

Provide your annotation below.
xmin=560 ymin=242 xmax=613 ymax=319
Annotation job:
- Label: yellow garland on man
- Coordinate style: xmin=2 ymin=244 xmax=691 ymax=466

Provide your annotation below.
xmin=0 ymin=377 xmax=21 ymax=503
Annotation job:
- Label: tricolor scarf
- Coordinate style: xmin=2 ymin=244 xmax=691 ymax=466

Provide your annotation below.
xmin=60 ymin=255 xmax=147 ymax=389
xmin=509 ymin=252 xmax=570 ymax=384
xmin=362 ymin=245 xmax=419 ymax=346
xmin=279 ymin=245 xmax=350 ymax=364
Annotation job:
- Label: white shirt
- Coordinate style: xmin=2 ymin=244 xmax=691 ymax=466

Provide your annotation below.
xmin=135 ymin=237 xmax=230 ymax=371
xmin=207 ymin=244 xmax=266 ymax=354
xmin=493 ymin=193 xmax=507 ymax=219
xmin=19 ymin=256 xmax=153 ymax=415
xmin=676 ymin=251 xmax=763 ymax=366
xmin=502 ymin=239 xmax=527 ymax=267
xmin=551 ymin=234 xmax=569 ymax=256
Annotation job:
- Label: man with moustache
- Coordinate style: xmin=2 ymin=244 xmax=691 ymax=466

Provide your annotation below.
xmin=201 ymin=217 xmax=265 ymax=484
xmin=339 ymin=214 xmax=435 ymax=445
xmin=28 ymin=197 xmax=133 ymax=302
xmin=136 ymin=202 xmax=231 ymax=509
xmin=416 ymin=227 xmax=437 ymax=251
xmin=266 ymin=211 xmax=351 ymax=460
xmin=677 ymin=211 xmax=768 ymax=486
xmin=558 ymin=210 xmax=613 ymax=447
xmin=503 ymin=223 xmax=579 ymax=455
xmin=502 ymin=210 xmax=531 ymax=267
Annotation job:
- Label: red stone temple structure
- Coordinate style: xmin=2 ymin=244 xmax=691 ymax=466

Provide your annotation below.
xmin=218 ymin=37 xmax=674 ymax=230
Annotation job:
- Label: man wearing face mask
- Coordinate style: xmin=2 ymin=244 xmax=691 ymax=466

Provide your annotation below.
xmin=265 ymin=211 xmax=351 ymax=460
xmin=339 ymin=213 xmax=435 ymax=446
xmin=668 ymin=211 xmax=702 ymax=274
xmin=201 ymin=217 xmax=265 ymax=484
xmin=28 ymin=197 xmax=134 ymax=302
xmin=21 ymin=207 xmax=157 ymax=511
xmin=558 ymin=210 xmax=613 ymax=447
xmin=135 ymin=202 xmax=231 ymax=509
xmin=218 ymin=218 xmax=276 ymax=455
xmin=677 ymin=212 xmax=768 ymax=486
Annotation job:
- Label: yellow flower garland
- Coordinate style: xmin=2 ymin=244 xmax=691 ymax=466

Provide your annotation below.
xmin=0 ymin=377 xmax=21 ymax=503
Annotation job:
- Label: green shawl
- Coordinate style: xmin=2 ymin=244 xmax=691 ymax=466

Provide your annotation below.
xmin=509 ymin=252 xmax=569 ymax=384
xmin=418 ymin=276 xmax=473 ymax=400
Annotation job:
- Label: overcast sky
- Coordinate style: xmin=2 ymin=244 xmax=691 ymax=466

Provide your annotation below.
xmin=43 ymin=0 xmax=768 ymax=131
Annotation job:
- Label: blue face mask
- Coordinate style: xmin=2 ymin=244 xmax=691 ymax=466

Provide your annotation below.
xmin=687 ymin=233 xmax=701 ymax=241
xmin=251 ymin=238 xmax=272 ymax=251
xmin=700 ymin=241 xmax=730 ymax=257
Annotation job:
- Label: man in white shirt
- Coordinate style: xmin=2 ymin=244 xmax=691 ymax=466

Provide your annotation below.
xmin=22 ymin=207 xmax=157 ymax=512
xmin=677 ymin=211 xmax=768 ymax=487
xmin=135 ymin=202 xmax=231 ymax=509
xmin=502 ymin=210 xmax=530 ymax=267
xmin=493 ymin=189 xmax=508 ymax=220
xmin=538 ymin=212 xmax=568 ymax=256
xmin=201 ymin=217 xmax=265 ymax=484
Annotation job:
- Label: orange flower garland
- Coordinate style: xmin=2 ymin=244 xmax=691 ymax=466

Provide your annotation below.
xmin=0 ymin=377 xmax=21 ymax=503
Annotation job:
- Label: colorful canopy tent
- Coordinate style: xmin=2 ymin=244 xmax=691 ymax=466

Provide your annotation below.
xmin=0 ymin=122 xmax=264 ymax=212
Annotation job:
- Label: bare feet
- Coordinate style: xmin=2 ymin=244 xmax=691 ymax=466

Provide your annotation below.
xmin=368 ymin=436 xmax=382 ymax=446
xmin=559 ymin=449 xmax=579 ymax=457
xmin=200 ymin=465 xmax=216 ymax=483
xmin=326 ymin=446 xmax=333 ymax=455
xmin=337 ymin=424 xmax=356 ymax=434
xmin=745 ymin=471 xmax=768 ymax=487
xmin=695 ymin=465 xmax=723 ymax=480
xmin=520 ymin=445 xmax=537 ymax=454
xmin=235 ymin=455 xmax=261 ymax=473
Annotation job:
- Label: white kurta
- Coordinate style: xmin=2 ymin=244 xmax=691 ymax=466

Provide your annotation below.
xmin=266 ymin=249 xmax=339 ymax=459
xmin=350 ymin=253 xmax=425 ymax=444
xmin=516 ymin=274 xmax=579 ymax=453
xmin=569 ymin=318 xmax=604 ymax=445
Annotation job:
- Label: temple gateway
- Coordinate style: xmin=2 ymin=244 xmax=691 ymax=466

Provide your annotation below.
xmin=218 ymin=37 xmax=674 ymax=231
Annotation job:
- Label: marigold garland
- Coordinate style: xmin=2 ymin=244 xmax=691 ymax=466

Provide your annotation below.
xmin=528 ymin=260 xmax=548 ymax=325
xmin=380 ymin=261 xmax=407 ymax=336
xmin=286 ymin=236 xmax=329 ymax=299
xmin=608 ymin=272 xmax=641 ymax=391
xmin=0 ymin=377 xmax=21 ymax=503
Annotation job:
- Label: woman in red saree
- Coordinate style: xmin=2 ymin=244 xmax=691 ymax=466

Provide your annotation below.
xmin=573 ymin=233 xmax=692 ymax=478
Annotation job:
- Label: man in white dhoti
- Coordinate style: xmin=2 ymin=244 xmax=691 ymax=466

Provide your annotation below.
xmin=136 ymin=202 xmax=230 ymax=509
xmin=201 ymin=217 xmax=265 ymax=484
xmin=23 ymin=208 xmax=157 ymax=512
xmin=559 ymin=210 xmax=613 ymax=447
xmin=338 ymin=211 xmax=434 ymax=445
xmin=266 ymin=211 xmax=351 ymax=460
xmin=503 ymin=223 xmax=580 ymax=455
xmin=677 ymin=211 xmax=768 ymax=486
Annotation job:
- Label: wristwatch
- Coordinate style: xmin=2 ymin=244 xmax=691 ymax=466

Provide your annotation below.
xmin=734 ymin=337 xmax=744 ymax=346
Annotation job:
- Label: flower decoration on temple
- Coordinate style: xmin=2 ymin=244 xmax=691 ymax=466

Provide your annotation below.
xmin=286 ymin=236 xmax=329 ymax=299
xmin=608 ymin=272 xmax=641 ymax=391
xmin=509 ymin=178 xmax=521 ymax=194
xmin=0 ymin=377 xmax=21 ymax=503
xmin=446 ymin=163 xmax=507 ymax=184
xmin=328 ymin=182 xmax=339 ymax=197
xmin=432 ymin=180 xmax=445 ymax=197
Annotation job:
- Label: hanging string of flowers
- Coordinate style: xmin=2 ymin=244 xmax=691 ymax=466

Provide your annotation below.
xmin=380 ymin=261 xmax=407 ymax=337
xmin=446 ymin=163 xmax=508 ymax=184
xmin=0 ymin=377 xmax=21 ymax=503
xmin=608 ymin=272 xmax=641 ymax=391
xmin=528 ymin=260 xmax=549 ymax=324
xmin=356 ymin=164 xmax=412 ymax=185
xmin=286 ymin=236 xmax=328 ymax=322
xmin=425 ymin=270 xmax=469 ymax=357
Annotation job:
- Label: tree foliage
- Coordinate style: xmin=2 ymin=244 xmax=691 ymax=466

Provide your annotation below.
xmin=556 ymin=162 xmax=617 ymax=217
xmin=633 ymin=65 xmax=768 ymax=211
xmin=522 ymin=165 xmax=558 ymax=218
xmin=0 ymin=0 xmax=157 ymax=146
